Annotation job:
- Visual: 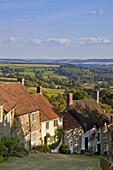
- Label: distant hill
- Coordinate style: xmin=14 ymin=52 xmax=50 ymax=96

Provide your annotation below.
xmin=0 ymin=58 xmax=113 ymax=66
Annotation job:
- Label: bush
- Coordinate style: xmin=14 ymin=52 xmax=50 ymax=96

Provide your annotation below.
xmin=39 ymin=145 xmax=50 ymax=153
xmin=0 ymin=155 xmax=4 ymax=163
xmin=50 ymin=128 xmax=63 ymax=150
xmin=59 ymin=144 xmax=70 ymax=154
xmin=0 ymin=136 xmax=28 ymax=159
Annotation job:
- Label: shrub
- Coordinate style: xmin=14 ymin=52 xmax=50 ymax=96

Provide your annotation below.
xmin=59 ymin=144 xmax=70 ymax=154
xmin=0 ymin=155 xmax=4 ymax=163
xmin=0 ymin=136 xmax=28 ymax=159
xmin=39 ymin=144 xmax=50 ymax=153
xmin=50 ymin=128 xmax=63 ymax=150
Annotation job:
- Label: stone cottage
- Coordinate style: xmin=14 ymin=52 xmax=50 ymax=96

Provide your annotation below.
xmin=61 ymin=93 xmax=110 ymax=155
xmin=32 ymin=86 xmax=63 ymax=149
xmin=0 ymin=82 xmax=63 ymax=151
xmin=0 ymin=82 xmax=41 ymax=149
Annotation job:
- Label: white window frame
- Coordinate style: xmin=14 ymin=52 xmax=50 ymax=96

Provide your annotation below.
xmin=54 ymin=119 xmax=58 ymax=127
xmin=31 ymin=132 xmax=37 ymax=143
xmin=32 ymin=113 xmax=37 ymax=121
xmin=46 ymin=122 xmax=49 ymax=129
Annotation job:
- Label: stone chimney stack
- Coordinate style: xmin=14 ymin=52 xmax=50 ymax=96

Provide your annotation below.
xmin=37 ymin=86 xmax=42 ymax=94
xmin=92 ymin=90 xmax=99 ymax=103
xmin=17 ymin=78 xmax=25 ymax=85
xmin=67 ymin=93 xmax=73 ymax=106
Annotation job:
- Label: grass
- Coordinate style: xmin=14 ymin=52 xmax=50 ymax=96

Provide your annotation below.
xmin=42 ymin=71 xmax=68 ymax=79
xmin=0 ymin=63 xmax=59 ymax=68
xmin=0 ymin=153 xmax=100 ymax=170
xmin=19 ymin=71 xmax=35 ymax=76
xmin=27 ymin=87 xmax=65 ymax=96
xmin=42 ymin=88 xmax=65 ymax=97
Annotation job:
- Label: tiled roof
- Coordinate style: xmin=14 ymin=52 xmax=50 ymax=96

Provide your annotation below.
xmin=0 ymin=86 xmax=17 ymax=112
xmin=66 ymin=99 xmax=110 ymax=131
xmin=0 ymin=83 xmax=39 ymax=115
xmin=32 ymin=93 xmax=59 ymax=122
xmin=0 ymin=96 xmax=6 ymax=106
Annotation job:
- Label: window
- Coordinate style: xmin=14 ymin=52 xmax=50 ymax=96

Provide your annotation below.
xmin=31 ymin=132 xmax=36 ymax=143
xmin=46 ymin=122 xmax=49 ymax=129
xmin=54 ymin=120 xmax=58 ymax=127
xmin=103 ymin=144 xmax=109 ymax=151
xmin=32 ymin=113 xmax=37 ymax=121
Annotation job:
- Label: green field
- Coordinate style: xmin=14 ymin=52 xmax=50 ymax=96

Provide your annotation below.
xmin=42 ymin=71 xmax=68 ymax=79
xmin=0 ymin=63 xmax=59 ymax=68
xmin=43 ymin=88 xmax=65 ymax=96
xmin=27 ymin=87 xmax=65 ymax=96
xmin=0 ymin=153 xmax=100 ymax=170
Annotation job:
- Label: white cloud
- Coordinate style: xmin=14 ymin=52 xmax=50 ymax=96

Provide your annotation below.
xmin=87 ymin=11 xmax=97 ymax=15
xmin=8 ymin=36 xmax=16 ymax=42
xmin=87 ymin=9 xmax=104 ymax=15
xmin=31 ymin=38 xmax=72 ymax=46
xmin=31 ymin=39 xmax=42 ymax=45
xmin=78 ymin=37 xmax=112 ymax=45
xmin=47 ymin=38 xmax=71 ymax=46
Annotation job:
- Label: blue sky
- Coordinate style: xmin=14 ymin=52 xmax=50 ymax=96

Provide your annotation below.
xmin=0 ymin=0 xmax=113 ymax=59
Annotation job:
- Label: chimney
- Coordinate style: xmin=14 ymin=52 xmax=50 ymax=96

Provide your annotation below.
xmin=37 ymin=86 xmax=42 ymax=94
xmin=92 ymin=90 xmax=99 ymax=103
xmin=17 ymin=78 xmax=25 ymax=85
xmin=67 ymin=93 xmax=73 ymax=106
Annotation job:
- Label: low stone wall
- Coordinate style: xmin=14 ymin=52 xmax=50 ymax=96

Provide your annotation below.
xmin=100 ymin=156 xmax=113 ymax=170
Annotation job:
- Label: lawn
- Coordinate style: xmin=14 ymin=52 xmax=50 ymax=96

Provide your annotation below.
xmin=0 ymin=153 xmax=100 ymax=170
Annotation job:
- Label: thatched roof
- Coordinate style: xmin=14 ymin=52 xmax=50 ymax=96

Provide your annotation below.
xmin=66 ymin=99 xmax=110 ymax=132
xmin=60 ymin=111 xmax=81 ymax=131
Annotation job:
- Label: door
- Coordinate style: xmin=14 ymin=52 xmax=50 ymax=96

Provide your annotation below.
xmin=85 ymin=137 xmax=88 ymax=150
xmin=97 ymin=144 xmax=101 ymax=155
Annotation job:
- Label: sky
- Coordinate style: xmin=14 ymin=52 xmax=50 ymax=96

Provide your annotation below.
xmin=0 ymin=0 xmax=113 ymax=59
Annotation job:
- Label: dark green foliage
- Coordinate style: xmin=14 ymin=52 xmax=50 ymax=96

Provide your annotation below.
xmin=50 ymin=128 xmax=63 ymax=150
xmin=59 ymin=144 xmax=70 ymax=154
xmin=0 ymin=136 xmax=28 ymax=160
xmin=55 ymin=64 xmax=113 ymax=84
xmin=39 ymin=145 xmax=50 ymax=153
xmin=48 ymin=94 xmax=66 ymax=112
xmin=0 ymin=155 xmax=4 ymax=163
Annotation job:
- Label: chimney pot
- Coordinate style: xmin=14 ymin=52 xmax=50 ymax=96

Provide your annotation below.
xmin=92 ymin=90 xmax=99 ymax=103
xmin=67 ymin=93 xmax=73 ymax=106
xmin=37 ymin=86 xmax=42 ymax=94
xmin=17 ymin=78 xmax=24 ymax=85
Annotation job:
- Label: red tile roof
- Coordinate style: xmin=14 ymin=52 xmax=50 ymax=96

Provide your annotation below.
xmin=0 ymin=83 xmax=39 ymax=115
xmin=0 ymin=86 xmax=16 ymax=112
xmin=0 ymin=96 xmax=6 ymax=106
xmin=32 ymin=93 xmax=59 ymax=122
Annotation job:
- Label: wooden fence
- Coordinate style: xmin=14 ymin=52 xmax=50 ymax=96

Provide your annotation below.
xmin=100 ymin=156 xmax=113 ymax=170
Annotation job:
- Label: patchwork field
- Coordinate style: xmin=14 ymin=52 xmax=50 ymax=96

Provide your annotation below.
xmin=0 ymin=153 xmax=100 ymax=170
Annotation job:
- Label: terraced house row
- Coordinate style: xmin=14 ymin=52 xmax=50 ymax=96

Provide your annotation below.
xmin=0 ymin=79 xmax=63 ymax=150
xmin=0 ymin=79 xmax=113 ymax=155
